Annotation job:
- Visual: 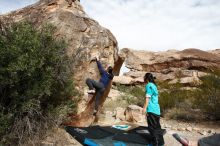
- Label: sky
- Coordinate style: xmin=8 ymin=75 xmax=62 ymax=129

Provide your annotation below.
xmin=1 ymin=0 xmax=220 ymax=51
xmin=0 ymin=0 xmax=37 ymax=14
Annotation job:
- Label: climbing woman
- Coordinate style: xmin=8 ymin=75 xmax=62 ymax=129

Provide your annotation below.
xmin=86 ymin=56 xmax=114 ymax=115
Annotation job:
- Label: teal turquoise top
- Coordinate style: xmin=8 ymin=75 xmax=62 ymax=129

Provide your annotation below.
xmin=145 ymin=82 xmax=160 ymax=115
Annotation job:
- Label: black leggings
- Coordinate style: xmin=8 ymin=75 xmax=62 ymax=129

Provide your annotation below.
xmin=147 ymin=112 xmax=164 ymax=146
xmin=86 ymin=78 xmax=105 ymax=110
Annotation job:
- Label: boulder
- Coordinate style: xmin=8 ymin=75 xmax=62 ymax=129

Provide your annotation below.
xmin=193 ymin=127 xmax=201 ymax=132
xmin=1 ymin=0 xmax=119 ymax=126
xmin=115 ymin=107 xmax=126 ymax=121
xmin=186 ymin=126 xmax=192 ymax=132
xmin=125 ymin=105 xmax=144 ymax=123
xmin=199 ymin=131 xmax=208 ymax=136
xmin=177 ymin=127 xmax=186 ymax=131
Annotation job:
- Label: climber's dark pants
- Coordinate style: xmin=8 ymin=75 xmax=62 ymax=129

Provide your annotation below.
xmin=86 ymin=78 xmax=105 ymax=110
xmin=147 ymin=112 xmax=165 ymax=146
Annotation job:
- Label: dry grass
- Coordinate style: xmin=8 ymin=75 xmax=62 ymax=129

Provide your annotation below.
xmin=164 ymin=108 xmax=205 ymax=122
xmin=104 ymin=98 xmax=129 ymax=111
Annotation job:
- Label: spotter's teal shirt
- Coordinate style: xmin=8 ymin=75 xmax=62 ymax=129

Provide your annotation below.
xmin=145 ymin=82 xmax=160 ymax=116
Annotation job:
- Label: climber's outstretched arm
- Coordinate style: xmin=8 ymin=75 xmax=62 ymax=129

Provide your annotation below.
xmin=96 ymin=60 xmax=105 ymax=74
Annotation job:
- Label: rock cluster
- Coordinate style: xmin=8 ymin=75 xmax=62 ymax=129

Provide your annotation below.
xmin=113 ymin=105 xmax=145 ymax=123
xmin=163 ymin=123 xmax=216 ymax=136
xmin=115 ymin=48 xmax=220 ymax=86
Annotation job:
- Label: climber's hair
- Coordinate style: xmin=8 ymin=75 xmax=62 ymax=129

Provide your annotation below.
xmin=144 ymin=73 xmax=156 ymax=85
xmin=107 ymin=66 xmax=113 ymax=74
xmin=107 ymin=66 xmax=114 ymax=79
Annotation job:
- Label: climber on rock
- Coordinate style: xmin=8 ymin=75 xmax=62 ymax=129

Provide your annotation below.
xmin=86 ymin=56 xmax=114 ymax=115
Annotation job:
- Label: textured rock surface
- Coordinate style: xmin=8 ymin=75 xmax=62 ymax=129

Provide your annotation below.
xmin=42 ymin=127 xmax=82 ymax=146
xmin=125 ymin=105 xmax=144 ymax=123
xmin=1 ymin=0 xmax=119 ymax=126
xmin=118 ymin=48 xmax=220 ymax=85
xmin=113 ymin=75 xmax=144 ymax=85
xmin=210 ymin=49 xmax=220 ymax=55
xmin=115 ymin=107 xmax=126 ymax=121
xmin=108 ymin=89 xmax=124 ymax=101
xmin=113 ymin=76 xmax=134 ymax=85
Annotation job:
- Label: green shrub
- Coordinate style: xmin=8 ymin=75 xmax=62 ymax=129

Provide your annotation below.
xmin=0 ymin=111 xmax=12 ymax=138
xmin=115 ymin=72 xmax=220 ymax=121
xmin=116 ymin=84 xmax=145 ymax=106
xmin=193 ymin=73 xmax=220 ymax=120
xmin=0 ymin=20 xmax=77 ymax=145
xmin=159 ymin=88 xmax=195 ymax=114
xmin=159 ymin=71 xmax=220 ymax=120
xmin=116 ymin=84 xmax=145 ymax=97
xmin=164 ymin=108 xmax=202 ymax=121
xmin=116 ymin=83 xmax=192 ymax=110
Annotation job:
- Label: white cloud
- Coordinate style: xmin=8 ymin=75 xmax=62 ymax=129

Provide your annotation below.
xmin=1 ymin=0 xmax=220 ymax=51
xmin=81 ymin=0 xmax=220 ymax=51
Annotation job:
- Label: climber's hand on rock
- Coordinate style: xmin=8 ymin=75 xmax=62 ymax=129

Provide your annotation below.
xmin=96 ymin=55 xmax=100 ymax=61
xmin=90 ymin=57 xmax=97 ymax=62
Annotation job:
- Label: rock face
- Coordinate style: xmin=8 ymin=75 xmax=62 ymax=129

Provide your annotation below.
xmin=125 ymin=105 xmax=144 ymax=123
xmin=115 ymin=107 xmax=126 ymax=121
xmin=113 ymin=76 xmax=134 ymax=85
xmin=108 ymin=89 xmax=124 ymax=101
xmin=118 ymin=48 xmax=220 ymax=85
xmin=1 ymin=0 xmax=119 ymax=126
xmin=210 ymin=49 xmax=220 ymax=55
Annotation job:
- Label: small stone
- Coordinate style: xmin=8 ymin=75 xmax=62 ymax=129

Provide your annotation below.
xmin=186 ymin=127 xmax=192 ymax=132
xmin=207 ymin=129 xmax=214 ymax=134
xmin=164 ymin=124 xmax=171 ymax=128
xmin=105 ymin=111 xmax=113 ymax=115
xmin=199 ymin=131 xmax=207 ymax=136
xmin=167 ymin=130 xmax=176 ymax=135
xmin=115 ymin=118 xmax=121 ymax=123
xmin=171 ymin=127 xmax=177 ymax=130
xmin=178 ymin=127 xmax=186 ymax=131
xmin=41 ymin=142 xmax=54 ymax=146
xmin=193 ymin=127 xmax=200 ymax=131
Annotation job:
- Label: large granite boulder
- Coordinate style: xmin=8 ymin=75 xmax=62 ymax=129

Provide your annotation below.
xmin=1 ymin=0 xmax=119 ymax=126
